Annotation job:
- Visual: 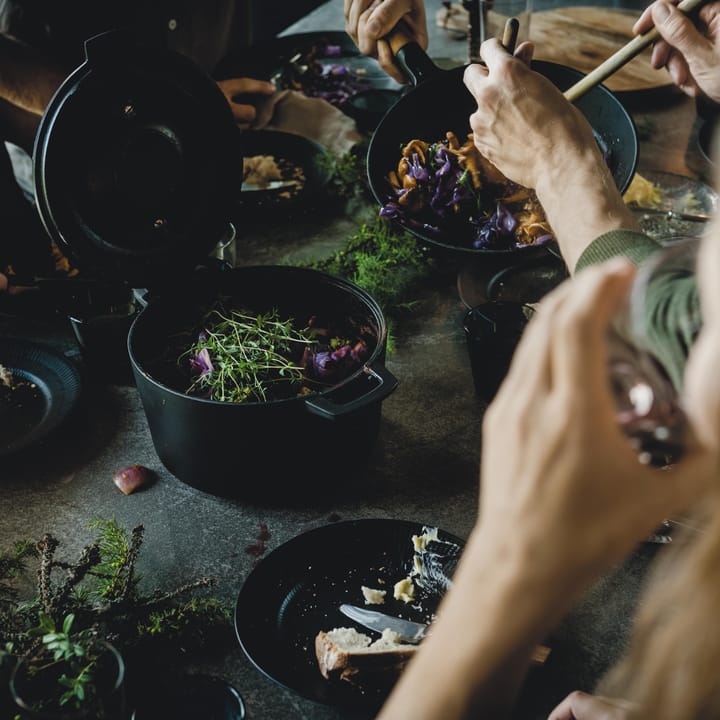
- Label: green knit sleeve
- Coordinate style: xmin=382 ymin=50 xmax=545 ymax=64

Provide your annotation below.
xmin=574 ymin=229 xmax=663 ymax=272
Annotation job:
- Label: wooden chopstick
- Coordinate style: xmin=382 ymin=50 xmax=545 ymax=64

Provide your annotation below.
xmin=563 ymin=0 xmax=709 ymax=103
xmin=502 ymin=17 xmax=520 ymax=55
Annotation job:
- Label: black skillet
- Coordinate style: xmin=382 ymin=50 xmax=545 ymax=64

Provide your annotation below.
xmin=366 ymin=31 xmax=639 ymax=268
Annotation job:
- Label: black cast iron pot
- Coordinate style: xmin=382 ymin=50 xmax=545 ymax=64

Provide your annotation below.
xmin=367 ymin=38 xmax=638 ymax=271
xmin=127 ymin=266 xmax=398 ymax=499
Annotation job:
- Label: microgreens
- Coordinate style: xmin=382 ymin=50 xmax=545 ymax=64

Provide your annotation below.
xmin=180 ymin=307 xmax=312 ymax=403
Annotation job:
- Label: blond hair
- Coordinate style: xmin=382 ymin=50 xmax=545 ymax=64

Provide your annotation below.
xmin=598 ymin=489 xmax=720 ymax=718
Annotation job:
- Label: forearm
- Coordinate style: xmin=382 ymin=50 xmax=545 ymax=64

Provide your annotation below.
xmin=378 ymin=530 xmax=580 ymax=720
xmin=0 ymin=34 xmax=66 ymax=115
xmin=536 ymin=148 xmax=639 ymax=273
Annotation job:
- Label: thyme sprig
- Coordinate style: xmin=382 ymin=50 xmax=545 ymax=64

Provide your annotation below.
xmin=180 ymin=307 xmax=313 ymax=402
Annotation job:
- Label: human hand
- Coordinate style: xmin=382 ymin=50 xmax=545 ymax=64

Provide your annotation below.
xmin=547 ymin=691 xmax=638 ymax=720
xmin=476 ymin=259 xmax=711 ymax=595
xmin=463 ymin=39 xmax=599 ymax=192
xmin=633 ymin=0 xmax=720 ymax=102
xmin=216 ymin=77 xmax=276 ymax=129
xmin=464 ymin=38 xmax=637 ymax=268
xmin=344 ymin=0 xmax=428 ymax=83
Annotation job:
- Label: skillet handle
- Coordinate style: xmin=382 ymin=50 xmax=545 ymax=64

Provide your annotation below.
xmin=304 ymin=363 xmax=398 ymax=420
xmin=385 ymin=24 xmax=442 ymax=87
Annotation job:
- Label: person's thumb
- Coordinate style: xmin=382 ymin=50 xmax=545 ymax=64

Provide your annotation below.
xmin=651 ymin=1 xmax=702 ymax=53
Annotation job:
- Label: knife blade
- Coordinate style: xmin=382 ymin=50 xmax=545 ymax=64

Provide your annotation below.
xmin=339 ymin=604 xmax=428 ymax=644
xmin=339 ymin=604 xmax=553 ymax=665
xmin=632 ymin=207 xmax=712 ymax=223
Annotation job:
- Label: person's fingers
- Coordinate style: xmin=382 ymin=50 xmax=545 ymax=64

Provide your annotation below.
xmin=650 ymin=39 xmax=673 ymax=68
xmin=478 ymin=37 xmax=517 ymax=69
xmin=551 ymin=260 xmax=635 ymax=396
xmin=513 ymin=40 xmax=534 ymax=65
xmin=633 ymin=0 xmax=681 ymax=34
xmin=0 ymin=272 xmax=7 ymax=293
xmin=547 ymin=690 xmax=628 ymax=720
xmin=219 ymin=78 xmax=275 ymax=97
xmin=376 ymin=39 xmax=407 ymax=83
xmin=365 ymin=0 xmax=416 ymax=40
xmin=665 ymin=50 xmax=698 ymax=94
xmin=345 ymin=0 xmax=375 ymax=43
xmin=228 ymin=103 xmax=257 ymax=126
xmin=651 ymin=1 xmax=706 ymax=57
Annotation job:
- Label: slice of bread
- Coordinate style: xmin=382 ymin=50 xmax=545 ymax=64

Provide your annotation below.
xmin=315 ymin=627 xmax=418 ymax=685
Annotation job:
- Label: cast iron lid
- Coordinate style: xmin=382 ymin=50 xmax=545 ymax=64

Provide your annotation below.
xmin=33 ymin=29 xmax=241 ymax=289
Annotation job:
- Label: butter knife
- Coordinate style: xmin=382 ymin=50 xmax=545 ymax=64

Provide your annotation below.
xmin=339 ymin=604 xmax=552 ymax=665
xmin=339 ymin=604 xmax=427 ymax=644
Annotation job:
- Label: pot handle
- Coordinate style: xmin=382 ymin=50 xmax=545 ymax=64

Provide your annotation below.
xmin=304 ymin=363 xmax=398 ymax=420
xmin=385 ymin=24 xmax=442 ymax=88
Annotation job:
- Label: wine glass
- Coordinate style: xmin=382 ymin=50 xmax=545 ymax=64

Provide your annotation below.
xmin=607 ymin=236 xmax=701 ymax=468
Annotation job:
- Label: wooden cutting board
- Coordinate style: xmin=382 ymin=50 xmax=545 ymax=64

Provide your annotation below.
xmin=530 ymin=6 xmax=671 ymax=93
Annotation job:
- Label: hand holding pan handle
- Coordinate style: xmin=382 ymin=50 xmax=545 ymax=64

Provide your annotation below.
xmin=385 ymin=17 xmax=520 ymax=88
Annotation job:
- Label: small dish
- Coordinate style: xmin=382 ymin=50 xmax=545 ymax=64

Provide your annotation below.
xmin=236 ymin=130 xmax=332 ymax=217
xmin=0 ymin=338 xmax=82 ymax=457
xmin=626 ymin=170 xmax=718 ymax=242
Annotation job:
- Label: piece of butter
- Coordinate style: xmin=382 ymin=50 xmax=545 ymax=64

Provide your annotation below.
xmin=393 ymin=577 xmax=416 ymax=603
xmin=411 ymin=526 xmax=439 ymax=553
xmin=361 ymin=586 xmax=387 ymax=605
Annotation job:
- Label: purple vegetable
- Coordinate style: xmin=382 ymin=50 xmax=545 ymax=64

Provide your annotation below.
xmin=472 ymin=203 xmax=518 ymax=250
xmin=190 ymin=347 xmax=214 ymax=376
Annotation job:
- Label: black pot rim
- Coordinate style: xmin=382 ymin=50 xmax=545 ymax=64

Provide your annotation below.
xmin=127 ymin=265 xmax=389 ymax=406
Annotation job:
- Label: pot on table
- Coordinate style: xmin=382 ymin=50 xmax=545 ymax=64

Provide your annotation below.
xmin=33 ymin=30 xmax=398 ymax=498
xmin=127 ymin=265 xmax=397 ymax=498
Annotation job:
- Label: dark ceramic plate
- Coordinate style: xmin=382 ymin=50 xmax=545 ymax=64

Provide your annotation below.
xmin=216 ymin=31 xmax=405 ymax=130
xmin=236 ymin=129 xmax=333 ymax=215
xmin=0 ymin=338 xmax=82 ymax=456
xmin=217 ymin=31 xmax=403 ymax=91
xmin=234 ymin=518 xmax=464 ymax=709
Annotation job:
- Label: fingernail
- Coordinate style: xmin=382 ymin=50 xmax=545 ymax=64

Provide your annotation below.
xmin=653 ymin=2 xmax=671 ymax=22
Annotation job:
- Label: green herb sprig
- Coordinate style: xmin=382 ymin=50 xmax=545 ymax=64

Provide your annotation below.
xmin=180 ymin=307 xmax=313 ymax=402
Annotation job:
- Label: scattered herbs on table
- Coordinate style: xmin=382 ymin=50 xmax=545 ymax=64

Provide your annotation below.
xmin=319 ymin=142 xmax=372 ymax=201
xmin=178 ymin=303 xmax=374 ymax=403
xmin=307 ymin=213 xmax=436 ymax=315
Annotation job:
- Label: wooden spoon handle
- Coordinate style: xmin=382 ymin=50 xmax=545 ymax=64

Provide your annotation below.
xmin=563 ymin=0 xmax=709 ymax=103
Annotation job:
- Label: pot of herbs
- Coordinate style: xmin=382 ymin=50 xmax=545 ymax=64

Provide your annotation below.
xmin=127 ymin=265 xmax=398 ymax=498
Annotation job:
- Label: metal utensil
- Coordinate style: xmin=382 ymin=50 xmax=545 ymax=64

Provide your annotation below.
xmin=339 ymin=604 xmax=428 ymax=644
xmin=563 ymin=0 xmax=709 ymax=102
xmin=630 ymin=207 xmax=712 ymax=223
xmin=339 ymin=604 xmax=553 ymax=664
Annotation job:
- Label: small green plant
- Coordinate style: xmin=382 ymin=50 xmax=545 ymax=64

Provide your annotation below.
xmin=0 ymin=519 xmax=232 ymax=715
xmin=22 ymin=613 xmax=100 ymax=710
